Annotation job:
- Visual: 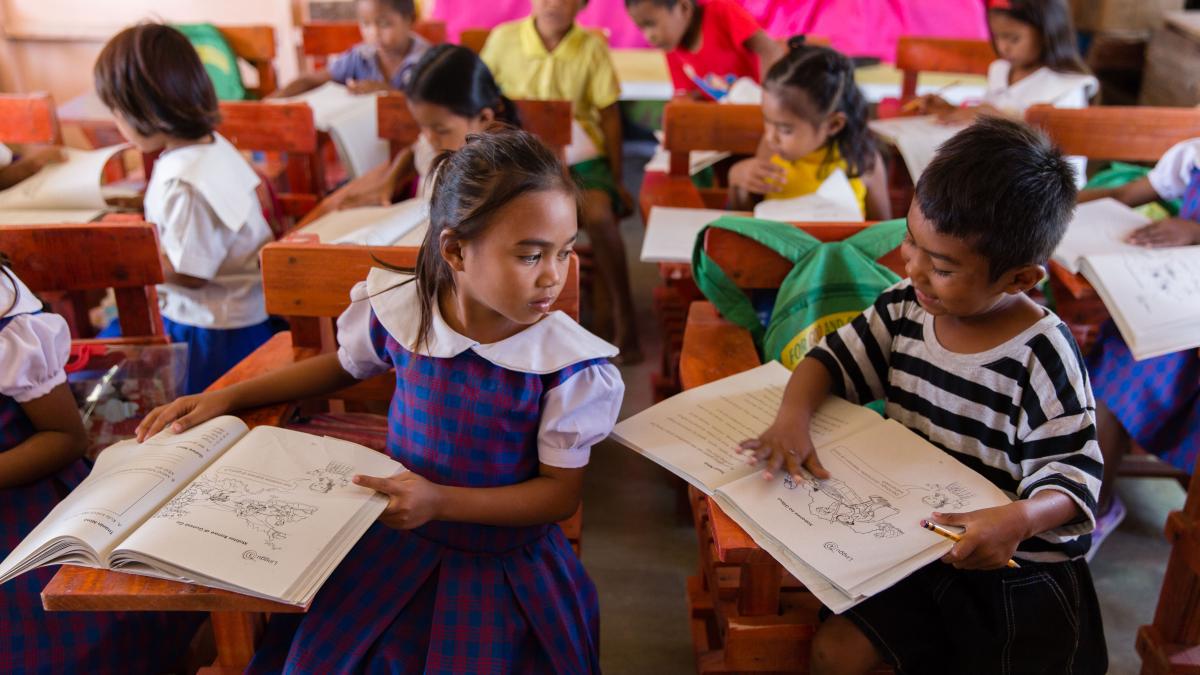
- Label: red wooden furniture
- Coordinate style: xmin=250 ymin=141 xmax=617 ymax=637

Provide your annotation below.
xmin=1138 ymin=469 xmax=1200 ymax=674
xmin=894 ymin=36 xmax=995 ymax=102
xmin=216 ymin=101 xmax=322 ymax=225
xmin=300 ymin=20 xmax=448 ymax=70
xmin=218 ymin=25 xmax=280 ymax=99
xmin=0 ymin=92 xmax=61 ymax=145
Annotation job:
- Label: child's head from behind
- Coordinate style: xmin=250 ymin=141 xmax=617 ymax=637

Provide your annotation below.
xmin=93 ymin=23 xmax=218 ymax=152
xmin=408 ymin=45 xmax=521 ymax=153
xmin=357 ymin=0 xmax=416 ymax=55
xmin=987 ymin=0 xmax=1086 ymax=74
xmin=907 ymin=117 xmax=1076 ymax=318
xmin=415 ymin=129 xmax=579 ymax=347
xmin=531 ymin=0 xmax=588 ymax=40
xmin=762 ymin=40 xmax=874 ymax=177
xmin=625 ymin=0 xmax=694 ymax=51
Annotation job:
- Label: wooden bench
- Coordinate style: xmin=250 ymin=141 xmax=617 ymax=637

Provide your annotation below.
xmin=301 ymin=20 xmax=448 ymax=70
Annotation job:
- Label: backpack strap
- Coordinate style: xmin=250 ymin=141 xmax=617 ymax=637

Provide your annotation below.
xmin=842 ymin=218 xmax=907 ymax=261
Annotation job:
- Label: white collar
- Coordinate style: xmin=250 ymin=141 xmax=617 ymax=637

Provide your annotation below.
xmin=1 ymin=270 xmax=44 ymax=318
xmin=150 ymin=133 xmax=260 ymax=233
xmin=365 ymin=267 xmax=618 ymax=374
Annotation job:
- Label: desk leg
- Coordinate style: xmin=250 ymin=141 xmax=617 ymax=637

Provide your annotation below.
xmin=211 ymin=611 xmax=266 ymax=668
xmin=738 ymin=559 xmax=782 ymax=616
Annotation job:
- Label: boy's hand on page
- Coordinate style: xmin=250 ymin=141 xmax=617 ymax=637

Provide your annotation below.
xmin=1127 ymin=218 xmax=1200 ymax=248
xmin=932 ymin=505 xmax=1025 ymax=570
xmin=135 ymin=391 xmax=235 ymax=442
xmin=738 ymin=419 xmax=829 ymax=481
xmin=355 ymin=472 xmax=443 ymax=529
xmin=729 ymin=158 xmax=786 ymax=196
xmin=346 ymin=79 xmax=390 ymax=95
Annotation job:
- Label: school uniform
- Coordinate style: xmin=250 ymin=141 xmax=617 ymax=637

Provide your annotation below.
xmin=328 ymin=33 xmax=432 ymax=91
xmin=665 ymin=0 xmax=764 ymax=99
xmin=144 ymin=133 xmax=275 ymax=394
xmin=0 ymin=272 xmax=201 ymax=674
xmin=764 ymin=147 xmax=867 ymax=216
xmin=1087 ymin=138 xmax=1200 ymax=473
xmin=246 ymin=269 xmax=624 ymax=673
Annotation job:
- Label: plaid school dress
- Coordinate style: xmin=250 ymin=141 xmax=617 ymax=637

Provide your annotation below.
xmin=0 ymin=313 xmax=202 ymax=674
xmin=247 ymin=270 xmax=623 ymax=674
xmin=1086 ymin=165 xmax=1200 ymax=472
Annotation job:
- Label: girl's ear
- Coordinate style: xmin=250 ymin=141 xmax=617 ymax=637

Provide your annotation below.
xmin=439 ymin=229 xmax=467 ymax=272
xmin=823 ymin=111 xmax=847 ymax=139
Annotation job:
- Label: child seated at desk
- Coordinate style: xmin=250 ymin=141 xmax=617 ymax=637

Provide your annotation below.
xmin=727 ymin=41 xmax=889 ymax=219
xmin=0 ymin=145 xmax=63 ymax=190
xmin=741 ymin=118 xmax=1106 ymax=674
xmin=625 ymin=0 xmax=784 ymax=100
xmin=276 ymin=0 xmax=430 ymax=97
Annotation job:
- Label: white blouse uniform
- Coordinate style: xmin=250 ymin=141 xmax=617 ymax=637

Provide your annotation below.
xmin=1147 ymin=138 xmax=1200 ymax=201
xmin=143 ymin=133 xmax=273 ymax=329
xmin=0 ymin=144 xmax=12 ymax=169
xmin=0 ymin=271 xmax=70 ymax=405
xmin=985 ymin=60 xmax=1099 ymax=188
xmin=336 ymin=268 xmax=625 ymax=469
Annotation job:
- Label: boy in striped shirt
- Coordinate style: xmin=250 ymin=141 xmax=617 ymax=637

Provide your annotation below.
xmin=740 ymin=117 xmax=1107 ymax=675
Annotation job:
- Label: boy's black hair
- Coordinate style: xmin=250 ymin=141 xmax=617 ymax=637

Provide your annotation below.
xmin=915 ymin=117 xmax=1077 ymax=281
xmin=372 ymin=0 xmax=417 ymax=21
xmin=93 ymin=23 xmax=219 ymax=140
xmin=990 ymin=0 xmax=1089 ymax=75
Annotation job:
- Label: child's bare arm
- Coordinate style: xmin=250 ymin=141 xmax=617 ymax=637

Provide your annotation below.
xmin=862 ymin=151 xmax=891 ymax=220
xmin=932 ymin=491 xmax=1082 ymax=570
xmin=336 ymin=148 xmax=416 ymax=210
xmin=599 ymin=104 xmax=632 ymax=212
xmin=1077 ymin=176 xmax=1159 ymax=207
xmin=728 ymin=137 xmax=783 ymax=209
xmin=744 ymin=30 xmax=786 ymax=77
xmin=738 ymin=357 xmax=834 ymax=480
xmin=0 ymin=383 xmax=88 ymax=488
xmin=269 ymin=71 xmax=334 ymax=99
xmin=0 ymin=147 xmax=65 ymax=190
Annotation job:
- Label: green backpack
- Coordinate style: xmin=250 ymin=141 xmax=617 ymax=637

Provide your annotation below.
xmin=693 ymin=216 xmax=907 ymax=369
xmin=173 ymin=23 xmax=248 ymax=101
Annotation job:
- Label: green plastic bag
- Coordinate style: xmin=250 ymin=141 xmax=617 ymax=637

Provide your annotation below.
xmin=692 ymin=216 xmax=906 ymax=369
xmin=173 ymin=23 xmax=248 ymax=101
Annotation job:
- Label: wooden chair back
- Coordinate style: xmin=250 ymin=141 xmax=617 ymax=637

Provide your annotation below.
xmin=217 ymin=25 xmax=279 ymax=98
xmin=218 ymin=101 xmax=322 ymax=219
xmin=301 ymin=20 xmax=448 ymax=70
xmin=895 ymin=36 xmax=994 ymax=101
xmin=0 ymin=92 xmax=61 ymax=144
xmin=376 ymin=94 xmax=573 ymax=159
xmin=1025 ymin=105 xmax=1200 ymax=162
xmin=0 ymin=223 xmax=164 ymax=339
xmin=662 ymin=101 xmax=763 ymax=176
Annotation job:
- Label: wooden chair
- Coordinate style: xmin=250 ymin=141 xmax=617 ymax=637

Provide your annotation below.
xmin=1138 ymin=469 xmax=1200 ymax=674
xmin=679 ymin=222 xmax=900 ymax=673
xmin=216 ymin=101 xmax=322 ymax=224
xmin=217 ymin=25 xmax=280 ymax=99
xmin=894 ymin=36 xmax=995 ymax=102
xmin=300 ymin=20 xmax=448 ymax=70
xmin=0 ymin=92 xmax=61 ymax=145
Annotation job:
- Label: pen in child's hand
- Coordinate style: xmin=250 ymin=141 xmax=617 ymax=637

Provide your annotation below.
xmin=900 ymin=80 xmax=963 ymax=113
xmin=920 ymin=519 xmax=1021 ymax=569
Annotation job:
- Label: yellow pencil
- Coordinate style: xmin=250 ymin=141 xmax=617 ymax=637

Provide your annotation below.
xmin=899 ymin=80 xmax=964 ymax=113
xmin=920 ymin=519 xmax=1021 ymax=569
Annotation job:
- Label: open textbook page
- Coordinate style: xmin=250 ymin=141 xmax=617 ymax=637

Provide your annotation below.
xmin=868 ymin=116 xmax=964 ymax=182
xmin=295 ymin=197 xmax=429 ymax=246
xmin=1053 ymin=198 xmax=1151 ymax=274
xmin=752 ymin=168 xmax=864 ymax=223
xmin=641 ymin=207 xmax=750 ymax=264
xmin=0 ymin=145 xmax=127 ymax=223
xmin=274 ymin=82 xmax=389 ymax=179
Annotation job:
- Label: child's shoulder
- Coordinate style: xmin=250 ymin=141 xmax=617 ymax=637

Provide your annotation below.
xmin=152 ymin=134 xmax=256 ymax=186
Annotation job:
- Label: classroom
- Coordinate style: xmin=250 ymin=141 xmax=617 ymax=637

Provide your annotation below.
xmin=0 ymin=0 xmax=1198 ymax=672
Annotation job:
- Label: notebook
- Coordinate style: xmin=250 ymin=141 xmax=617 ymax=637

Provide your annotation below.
xmin=293 ymin=197 xmax=429 ymax=246
xmin=868 ymin=116 xmax=965 ymax=181
xmin=273 ymin=83 xmax=390 ymax=179
xmin=641 ymin=206 xmax=750 ymax=264
xmin=1052 ymin=198 xmax=1151 ymax=274
xmin=0 ymin=145 xmax=127 ymax=224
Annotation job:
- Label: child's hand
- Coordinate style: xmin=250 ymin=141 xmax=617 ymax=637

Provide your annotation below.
xmin=737 ymin=418 xmax=830 ymax=481
xmin=1127 ymin=218 xmax=1200 ymax=248
xmin=729 ymin=158 xmax=786 ymax=196
xmin=935 ymin=107 xmax=980 ymax=125
xmin=135 ymin=390 xmax=236 ymax=442
xmin=346 ymin=79 xmax=390 ymax=95
xmin=932 ymin=504 xmax=1026 ymax=570
xmin=338 ymin=175 xmax=396 ymax=209
xmin=25 ymin=146 xmax=66 ymax=168
xmin=354 ymin=471 xmax=444 ymax=529
xmin=901 ymin=94 xmax=953 ymax=116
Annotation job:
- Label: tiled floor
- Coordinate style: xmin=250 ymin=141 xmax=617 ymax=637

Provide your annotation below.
xmin=580 ymin=147 xmax=1181 ymax=674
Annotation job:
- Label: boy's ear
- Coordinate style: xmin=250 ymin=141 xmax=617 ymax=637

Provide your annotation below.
xmin=477 ymin=108 xmax=496 ymax=125
xmin=439 ymin=230 xmax=467 ymax=272
xmin=1002 ymin=263 xmax=1046 ymax=294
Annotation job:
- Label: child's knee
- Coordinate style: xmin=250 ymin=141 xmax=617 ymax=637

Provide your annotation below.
xmin=810 ymin=616 xmax=881 ymax=675
xmin=580 ymin=188 xmax=615 ymax=228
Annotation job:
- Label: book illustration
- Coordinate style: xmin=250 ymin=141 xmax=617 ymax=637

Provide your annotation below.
xmin=783 ymin=473 xmax=901 ymax=538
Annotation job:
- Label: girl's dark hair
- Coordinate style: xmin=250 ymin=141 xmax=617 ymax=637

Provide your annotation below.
xmin=408 ymin=44 xmax=521 ymax=128
xmin=93 ymin=23 xmax=219 ymax=140
xmin=989 ymin=0 xmax=1090 ymax=75
xmin=372 ymin=0 xmax=417 ymax=21
xmin=410 ymin=129 xmax=577 ymax=349
xmin=764 ymin=38 xmax=875 ymax=178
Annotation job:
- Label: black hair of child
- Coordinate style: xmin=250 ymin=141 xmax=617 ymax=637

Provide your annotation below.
xmin=990 ymin=0 xmax=1090 ymax=75
xmin=916 ymin=116 xmax=1077 ymax=281
xmin=371 ymin=0 xmax=417 ymax=21
xmin=93 ymin=23 xmax=219 ymax=141
xmin=408 ymin=44 xmax=522 ymax=128
xmin=764 ymin=37 xmax=875 ymax=179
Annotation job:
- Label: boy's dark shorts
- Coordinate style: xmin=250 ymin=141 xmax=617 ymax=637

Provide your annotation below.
xmin=825 ymin=558 xmax=1107 ymax=675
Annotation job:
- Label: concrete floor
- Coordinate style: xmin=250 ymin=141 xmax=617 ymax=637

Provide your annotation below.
xmin=579 ymin=147 xmax=1183 ymax=675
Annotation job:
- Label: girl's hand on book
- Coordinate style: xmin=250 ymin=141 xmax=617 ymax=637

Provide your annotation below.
xmin=1127 ymin=218 xmax=1200 ymax=248
xmin=354 ymin=471 xmax=443 ymax=530
xmin=135 ymin=391 xmax=234 ymax=442
xmin=738 ymin=421 xmax=830 ymax=481
xmin=729 ymin=158 xmax=785 ymax=196
xmin=932 ymin=505 xmax=1024 ymax=570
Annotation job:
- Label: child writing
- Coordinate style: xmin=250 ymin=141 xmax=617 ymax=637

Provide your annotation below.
xmin=0 ymin=257 xmax=200 ymax=672
xmin=625 ymin=0 xmax=785 ymax=100
xmin=740 ymin=118 xmax=1106 ymax=674
xmin=275 ymin=0 xmax=430 ymax=97
xmin=135 ymin=129 xmax=624 ymax=673
xmin=727 ymin=41 xmax=889 ymax=219
xmin=94 ymin=24 xmax=276 ymax=394
xmin=482 ymin=0 xmax=642 ymax=361
xmin=1076 ymin=140 xmax=1200 ymax=554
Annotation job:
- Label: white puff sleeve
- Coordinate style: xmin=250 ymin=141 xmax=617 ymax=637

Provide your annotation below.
xmin=157 ymin=182 xmax=237 ymax=281
xmin=0 ymin=313 xmax=71 ymax=402
xmin=1148 ymin=138 xmax=1200 ymax=201
xmin=538 ymin=362 xmax=624 ymax=468
xmin=335 ymin=281 xmax=392 ymax=381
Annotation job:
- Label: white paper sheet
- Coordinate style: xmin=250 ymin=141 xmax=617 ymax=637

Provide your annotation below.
xmin=1053 ymin=198 xmax=1151 ymax=274
xmin=868 ymin=116 xmax=965 ymax=181
xmin=294 ymin=197 xmax=429 ymax=246
xmin=0 ymin=144 xmax=127 ymax=211
xmin=752 ymin=168 xmax=864 ymax=222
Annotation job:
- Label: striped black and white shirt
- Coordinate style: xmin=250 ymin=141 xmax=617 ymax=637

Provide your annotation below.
xmin=809 ymin=280 xmax=1102 ymax=562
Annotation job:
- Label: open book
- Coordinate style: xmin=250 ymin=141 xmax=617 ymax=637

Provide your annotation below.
xmin=868 ymin=116 xmax=965 ymax=181
xmin=293 ymin=197 xmax=429 ymax=246
xmin=641 ymin=206 xmax=750 ymax=264
xmin=612 ymin=362 xmax=1011 ymax=612
xmin=274 ymin=82 xmax=389 ymax=179
xmin=752 ymin=168 xmax=864 ymax=223
xmin=0 ymin=145 xmax=127 ymax=225
xmin=1079 ymin=245 xmax=1200 ymax=360
xmin=0 ymin=416 xmax=402 ymax=607
xmin=1053 ymin=198 xmax=1151 ymax=274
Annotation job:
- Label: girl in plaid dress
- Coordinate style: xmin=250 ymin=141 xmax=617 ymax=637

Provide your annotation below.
xmin=0 ymin=262 xmax=201 ymax=673
xmin=137 ymin=129 xmax=624 ymax=673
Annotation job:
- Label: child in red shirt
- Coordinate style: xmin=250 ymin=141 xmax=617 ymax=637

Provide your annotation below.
xmin=625 ymin=0 xmax=784 ymax=99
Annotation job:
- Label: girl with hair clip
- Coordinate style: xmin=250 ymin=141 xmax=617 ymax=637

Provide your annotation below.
xmin=337 ymin=43 xmax=523 ymax=209
xmin=135 ymin=128 xmax=625 ymax=673
xmin=93 ymin=24 xmax=277 ymax=394
xmin=728 ymin=40 xmax=890 ymax=220
xmin=0 ymin=256 xmax=200 ymax=673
